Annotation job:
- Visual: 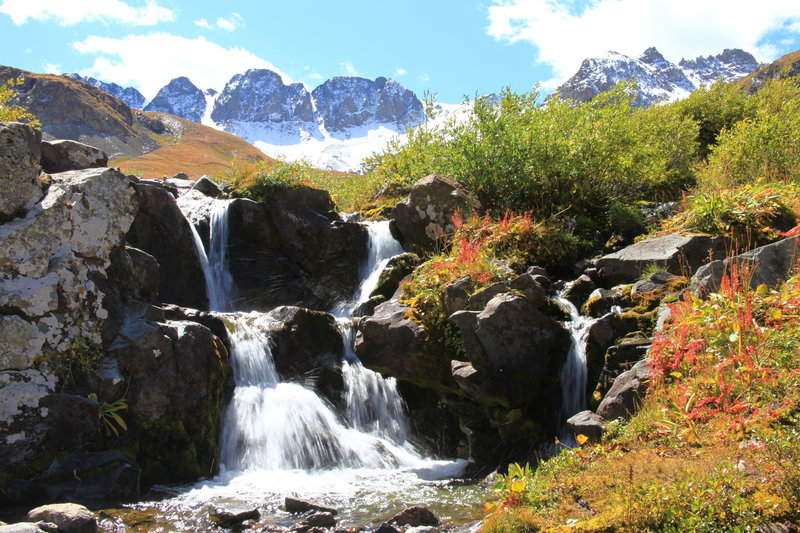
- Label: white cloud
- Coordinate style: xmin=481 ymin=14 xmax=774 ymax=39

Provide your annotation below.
xmin=340 ymin=61 xmax=359 ymax=76
xmin=0 ymin=0 xmax=174 ymax=26
xmin=394 ymin=68 xmax=407 ymax=76
xmin=42 ymin=62 xmax=60 ymax=74
xmin=216 ymin=13 xmax=244 ymax=31
xmin=73 ymin=33 xmax=292 ymax=98
xmin=419 ymin=73 xmax=430 ymax=82
xmin=487 ymin=0 xmax=800 ymax=85
xmin=194 ymin=18 xmax=212 ymax=29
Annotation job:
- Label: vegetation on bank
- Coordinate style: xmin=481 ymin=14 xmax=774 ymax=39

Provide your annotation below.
xmin=0 ymin=76 xmax=40 ymax=127
xmin=484 ymin=265 xmax=800 ymax=532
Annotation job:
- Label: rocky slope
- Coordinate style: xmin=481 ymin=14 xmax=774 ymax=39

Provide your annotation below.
xmin=144 ymin=76 xmax=207 ymax=123
xmin=65 ymin=73 xmax=146 ymax=109
xmin=558 ymin=47 xmax=761 ymax=106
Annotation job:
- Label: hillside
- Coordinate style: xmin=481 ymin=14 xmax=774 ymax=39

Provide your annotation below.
xmin=740 ymin=49 xmax=800 ymax=92
xmin=112 ymin=113 xmax=272 ymax=179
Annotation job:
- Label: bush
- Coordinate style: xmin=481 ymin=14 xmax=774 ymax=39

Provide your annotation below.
xmin=367 ymin=83 xmax=698 ymax=240
xmin=698 ymin=78 xmax=800 ymax=188
xmin=0 ymin=76 xmax=40 ymax=127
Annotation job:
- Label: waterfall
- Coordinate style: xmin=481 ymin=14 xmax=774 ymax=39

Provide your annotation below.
xmin=332 ymin=220 xmax=404 ymax=317
xmin=554 ymin=284 xmax=596 ymax=426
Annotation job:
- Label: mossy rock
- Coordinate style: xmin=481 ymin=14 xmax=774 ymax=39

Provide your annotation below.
xmin=370 ymin=252 xmax=420 ymax=300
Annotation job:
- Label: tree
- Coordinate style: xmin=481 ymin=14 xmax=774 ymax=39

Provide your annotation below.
xmin=0 ymin=77 xmax=40 ymax=128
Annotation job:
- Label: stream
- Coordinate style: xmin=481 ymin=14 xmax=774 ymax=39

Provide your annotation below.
xmin=98 ymin=201 xmax=488 ymax=532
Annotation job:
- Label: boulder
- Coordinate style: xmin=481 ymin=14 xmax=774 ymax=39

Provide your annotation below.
xmin=0 ymin=524 xmax=48 ymax=533
xmin=284 ymin=497 xmax=337 ymax=515
xmin=40 ymin=139 xmax=107 ymax=174
xmin=582 ymin=288 xmax=624 ymax=318
xmin=467 ymin=274 xmax=546 ymax=311
xmin=471 ymin=293 xmax=566 ymax=373
xmin=0 ymin=168 xmax=137 ymax=477
xmin=566 ymin=410 xmax=605 ymax=444
xmin=209 ymin=508 xmax=260 ymax=528
xmin=263 ymin=306 xmax=343 ymax=384
xmin=126 ymin=181 xmax=208 ymax=309
xmin=370 ymin=253 xmax=420 ymax=301
xmin=443 ymin=276 xmax=474 ymax=315
xmin=298 ymin=513 xmax=336 ymax=529
xmin=390 ymin=506 xmax=440 ymax=527
xmin=631 ymin=270 xmax=687 ymax=310
xmin=394 ymin=174 xmax=480 ymax=251
xmin=597 ymin=359 xmax=652 ymax=421
xmin=0 ymin=122 xmax=42 ymax=222
xmin=192 ymin=175 xmax=223 ymax=198
xmin=693 ymin=236 xmax=800 ymax=297
xmin=105 ymin=314 xmax=229 ymax=483
xmin=595 ymin=233 xmax=729 ymax=285
xmin=26 ymin=503 xmax=96 ymax=533
xmin=594 ymin=338 xmax=652 ymax=402
xmin=356 ymin=300 xmax=452 ymax=391
xmin=562 ymin=275 xmax=596 ymax=309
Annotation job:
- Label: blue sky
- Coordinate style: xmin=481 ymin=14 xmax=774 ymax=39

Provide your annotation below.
xmin=1 ymin=0 xmax=799 ymax=103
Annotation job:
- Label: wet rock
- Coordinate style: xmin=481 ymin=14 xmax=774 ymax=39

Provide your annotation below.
xmin=562 ymin=275 xmax=595 ymax=308
xmin=595 ymin=233 xmax=729 ymax=285
xmin=582 ymin=288 xmax=623 ymax=318
xmin=192 ymin=175 xmax=223 ymax=197
xmin=566 ymin=410 xmax=605 ymax=444
xmin=356 ymin=300 xmax=452 ymax=391
xmin=370 ymin=253 xmax=420 ymax=301
xmin=0 ymin=523 xmax=49 ymax=532
xmin=210 ymin=508 xmax=261 ymax=528
xmin=372 ymin=524 xmax=400 ymax=533
xmin=265 ymin=306 xmax=343 ymax=382
xmin=126 ymin=181 xmax=208 ymax=309
xmin=284 ymin=497 xmax=338 ymax=515
xmin=693 ymin=236 xmax=800 ymax=297
xmin=299 ymin=513 xmax=336 ymax=529
xmin=0 ymin=122 xmax=42 ymax=222
xmin=597 ymin=359 xmax=652 ymax=421
xmin=394 ymin=174 xmax=480 ymax=251
xmin=390 ymin=506 xmax=440 ymax=527
xmin=594 ymin=337 xmax=651 ymax=404
xmin=26 ymin=503 xmax=96 ymax=533
xmin=40 ymin=139 xmax=107 ymax=174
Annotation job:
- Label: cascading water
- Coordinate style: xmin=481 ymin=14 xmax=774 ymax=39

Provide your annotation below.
xmin=138 ymin=203 xmax=479 ymax=532
xmin=555 ymin=283 xmax=597 ymax=429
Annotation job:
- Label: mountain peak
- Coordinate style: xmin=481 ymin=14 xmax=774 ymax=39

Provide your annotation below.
xmin=144 ymin=77 xmax=206 ymax=122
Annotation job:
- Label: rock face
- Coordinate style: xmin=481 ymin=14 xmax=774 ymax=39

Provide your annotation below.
xmin=0 ymin=166 xmax=138 ymax=480
xmin=1 ymin=66 xmax=162 ymax=158
xmin=312 ymin=76 xmax=424 ymax=133
xmin=0 ymin=122 xmax=42 ymax=222
xmin=211 ymin=69 xmax=314 ymax=126
xmin=26 ymin=503 xmax=96 ymax=533
xmin=40 ymin=139 xmax=108 ymax=174
xmin=693 ymin=236 xmax=800 ymax=296
xmin=596 ymin=359 xmax=652 ymax=421
xmin=65 ymin=73 xmax=145 ymax=109
xmin=144 ymin=77 xmax=207 ymax=123
xmin=559 ymin=47 xmax=760 ymax=106
xmin=394 ymin=174 xmax=480 ymax=251
xmin=126 ymin=181 xmax=209 ymax=309
xmin=594 ymin=233 xmax=729 ymax=285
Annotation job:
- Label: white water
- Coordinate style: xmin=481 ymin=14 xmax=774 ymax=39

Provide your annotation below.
xmin=555 ymin=283 xmax=597 ymax=426
xmin=158 ymin=205 xmax=473 ymax=530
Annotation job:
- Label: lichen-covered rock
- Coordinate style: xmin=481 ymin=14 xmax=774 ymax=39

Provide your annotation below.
xmin=0 ymin=122 xmax=42 ymax=223
xmin=394 ymin=174 xmax=479 ymax=251
xmin=40 ymin=139 xmax=107 ymax=174
xmin=595 ymin=233 xmax=728 ymax=285
xmin=370 ymin=253 xmax=420 ymax=301
xmin=582 ymin=288 xmax=624 ymax=318
xmin=0 ymin=168 xmax=137 ymax=477
xmin=443 ymin=276 xmax=474 ymax=315
xmin=562 ymin=274 xmax=596 ymax=308
xmin=693 ymin=236 xmax=800 ymax=297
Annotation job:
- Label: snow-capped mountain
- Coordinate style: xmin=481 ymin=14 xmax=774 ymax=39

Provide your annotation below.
xmin=64 ymin=73 xmax=146 ymax=109
xmin=144 ymin=76 xmax=207 ymax=123
xmin=558 ymin=47 xmax=761 ymax=106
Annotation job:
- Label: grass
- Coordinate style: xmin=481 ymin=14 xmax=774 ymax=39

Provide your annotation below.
xmin=484 ymin=264 xmax=800 ymax=532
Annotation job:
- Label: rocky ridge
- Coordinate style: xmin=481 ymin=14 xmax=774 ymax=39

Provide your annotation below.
xmin=558 ymin=47 xmax=761 ymax=106
xmin=65 ymin=73 xmax=145 ymax=110
xmin=144 ymin=76 xmax=207 ymax=123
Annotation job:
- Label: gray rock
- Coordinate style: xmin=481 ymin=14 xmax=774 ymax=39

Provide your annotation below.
xmin=444 ymin=276 xmax=474 ymax=315
xmin=595 ymin=338 xmax=652 ymax=401
xmin=582 ymin=288 xmax=623 ymax=318
xmin=394 ymin=174 xmax=480 ymax=251
xmin=209 ymin=508 xmax=260 ymax=528
xmin=192 ymin=175 xmax=223 ymax=198
xmin=370 ymin=253 xmax=420 ymax=302
xmin=284 ymin=497 xmax=337 ymax=515
xmin=693 ymin=236 xmax=800 ymax=297
xmin=0 ymin=524 xmax=48 ymax=533
xmin=390 ymin=506 xmax=440 ymax=527
xmin=467 ymin=274 xmax=546 ymax=311
xmin=0 ymin=122 xmax=42 ymax=222
xmin=595 ymin=233 xmax=729 ymax=285
xmin=144 ymin=77 xmax=206 ymax=122
xmin=26 ymin=503 xmax=96 ymax=533
xmin=566 ymin=410 xmax=605 ymax=443
xmin=597 ymin=359 xmax=652 ymax=421
xmin=562 ymin=275 xmax=596 ymax=308
xmin=299 ymin=513 xmax=336 ymax=529
xmin=40 ymin=139 xmax=107 ymax=173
